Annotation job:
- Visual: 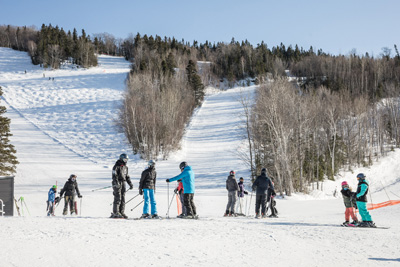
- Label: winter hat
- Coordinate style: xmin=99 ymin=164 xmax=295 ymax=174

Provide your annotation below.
xmin=69 ymin=174 xmax=77 ymax=181
xmin=341 ymin=181 xmax=348 ymax=187
xmin=261 ymin=168 xmax=267 ymax=175
xmin=229 ymin=170 xmax=235 ymax=176
xmin=239 ymin=177 xmax=244 ymax=181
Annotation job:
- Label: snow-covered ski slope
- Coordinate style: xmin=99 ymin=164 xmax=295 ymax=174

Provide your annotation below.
xmin=1 ymin=47 xmax=400 ymax=267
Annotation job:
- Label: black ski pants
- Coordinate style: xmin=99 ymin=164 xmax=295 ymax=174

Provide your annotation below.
xmin=255 ymin=194 xmax=268 ymax=215
xmin=113 ymin=184 xmax=126 ymax=214
xmin=183 ymin=193 xmax=196 ymax=216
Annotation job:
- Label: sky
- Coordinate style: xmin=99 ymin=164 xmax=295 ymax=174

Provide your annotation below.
xmin=1 ymin=0 xmax=399 ymax=56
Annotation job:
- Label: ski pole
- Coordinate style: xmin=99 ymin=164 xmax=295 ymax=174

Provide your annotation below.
xmin=167 ymin=192 xmax=176 ymax=218
xmin=92 ymin=185 xmax=113 ymax=192
xmin=80 ymin=198 xmax=82 ymax=216
xmin=126 ymin=193 xmax=140 ymax=205
xmin=245 ymin=194 xmax=248 ymax=216
xmin=130 ymin=200 xmax=144 ymax=211
xmin=167 ymin=182 xmax=170 ymax=218
xmin=390 ymin=191 xmax=400 ymax=198
xmin=379 ymin=181 xmax=391 ymax=201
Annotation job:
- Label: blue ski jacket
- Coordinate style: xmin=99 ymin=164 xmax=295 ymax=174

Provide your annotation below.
xmin=169 ymin=166 xmax=195 ymax=194
xmin=48 ymin=188 xmax=56 ymax=202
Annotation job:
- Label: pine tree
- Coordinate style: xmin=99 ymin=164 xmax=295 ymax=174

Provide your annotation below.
xmin=0 ymin=87 xmax=19 ymax=175
xmin=186 ymin=60 xmax=205 ymax=105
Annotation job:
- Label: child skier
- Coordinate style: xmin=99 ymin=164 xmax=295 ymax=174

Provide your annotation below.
xmin=174 ymin=179 xmax=186 ymax=218
xmin=355 ymin=173 xmax=375 ymax=227
xmin=46 ymin=185 xmax=59 ymax=216
xmin=267 ymin=178 xmax=278 ymax=218
xmin=340 ymin=181 xmax=358 ymax=225
xmin=236 ymin=177 xmax=248 ymax=215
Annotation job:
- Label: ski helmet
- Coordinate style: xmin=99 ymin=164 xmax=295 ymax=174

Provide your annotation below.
xmin=69 ymin=174 xmax=77 ymax=181
xmin=52 ymin=185 xmax=57 ymax=191
xmin=148 ymin=160 xmax=155 ymax=167
xmin=261 ymin=168 xmax=267 ymax=175
xmin=120 ymin=153 xmax=129 ymax=163
xmin=229 ymin=170 xmax=235 ymax=176
xmin=179 ymin=161 xmax=188 ymax=170
xmin=356 ymin=173 xmax=366 ymax=179
xmin=341 ymin=181 xmax=348 ymax=187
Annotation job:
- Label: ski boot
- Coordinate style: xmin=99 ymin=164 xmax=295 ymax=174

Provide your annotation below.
xmin=151 ymin=214 xmax=160 ymax=219
xmin=367 ymin=221 xmax=376 ymax=228
xmin=140 ymin=213 xmax=150 ymax=219
xmin=183 ymin=214 xmax=194 ymax=219
xmin=177 ymin=214 xmax=185 ymax=218
xmin=261 ymin=213 xmax=267 ymax=218
xmin=120 ymin=213 xmax=128 ymax=219
xmin=110 ymin=212 xmax=123 ymax=218
xmin=268 ymin=214 xmax=278 ymax=218
xmin=342 ymin=221 xmax=350 ymax=226
xmin=255 ymin=213 xmax=260 ymax=219
xmin=350 ymin=220 xmax=359 ymax=225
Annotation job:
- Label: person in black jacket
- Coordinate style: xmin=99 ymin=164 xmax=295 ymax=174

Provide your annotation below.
xmin=60 ymin=174 xmax=82 ymax=215
xmin=111 ymin=154 xmax=133 ymax=219
xmin=225 ymin=170 xmax=240 ymax=216
xmin=252 ymin=168 xmax=274 ymax=218
xmin=139 ymin=160 xmax=158 ymax=219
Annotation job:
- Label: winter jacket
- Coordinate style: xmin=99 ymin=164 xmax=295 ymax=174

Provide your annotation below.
xmin=139 ymin=166 xmax=157 ymax=190
xmin=341 ymin=188 xmax=356 ymax=208
xmin=169 ymin=166 xmax=195 ymax=194
xmin=237 ymin=181 xmax=248 ymax=197
xmin=112 ymin=159 xmax=133 ymax=188
xmin=226 ymin=175 xmax=240 ymax=192
xmin=252 ymin=173 xmax=274 ymax=195
xmin=176 ymin=182 xmax=184 ymax=195
xmin=60 ymin=178 xmax=81 ymax=197
xmin=356 ymin=179 xmax=369 ymax=202
xmin=48 ymin=188 xmax=56 ymax=202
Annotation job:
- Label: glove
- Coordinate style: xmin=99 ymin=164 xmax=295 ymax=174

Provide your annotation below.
xmin=139 ymin=189 xmax=143 ymax=195
xmin=129 ymin=184 xmax=133 ymax=190
xmin=174 ymin=188 xmax=178 ymax=194
xmin=78 ymin=195 xmax=82 ymax=198
xmin=166 ymin=179 xmax=170 ymax=183
xmin=55 ymin=196 xmax=60 ymax=204
xmin=113 ymin=183 xmax=121 ymax=189
xmin=244 ymin=191 xmax=248 ymax=195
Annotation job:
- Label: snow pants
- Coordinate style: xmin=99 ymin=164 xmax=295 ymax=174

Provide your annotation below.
xmin=63 ymin=195 xmax=76 ymax=215
xmin=236 ymin=196 xmax=245 ymax=214
xmin=143 ymin=189 xmax=157 ymax=215
xmin=226 ymin=191 xmax=238 ymax=214
xmin=184 ymin=193 xmax=197 ymax=216
xmin=255 ymin=194 xmax=267 ymax=215
xmin=179 ymin=193 xmax=187 ymax=216
xmin=47 ymin=201 xmax=55 ymax=216
xmin=345 ymin=207 xmax=358 ymax=221
xmin=357 ymin=201 xmax=372 ymax=222
xmin=113 ymin=184 xmax=126 ymax=215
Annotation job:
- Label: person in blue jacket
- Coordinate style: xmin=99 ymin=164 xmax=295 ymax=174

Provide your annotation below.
xmin=166 ymin=162 xmax=197 ymax=219
xmin=47 ymin=185 xmax=59 ymax=216
xmin=355 ymin=173 xmax=375 ymax=227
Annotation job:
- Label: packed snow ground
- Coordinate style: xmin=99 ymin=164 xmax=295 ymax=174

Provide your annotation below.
xmin=0 ymin=47 xmax=399 ymax=267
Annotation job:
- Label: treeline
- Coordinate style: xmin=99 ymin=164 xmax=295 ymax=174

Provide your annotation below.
xmin=0 ymin=24 xmax=97 ymax=68
xmin=117 ymin=34 xmax=206 ymax=160
xmin=244 ymin=79 xmax=400 ymax=196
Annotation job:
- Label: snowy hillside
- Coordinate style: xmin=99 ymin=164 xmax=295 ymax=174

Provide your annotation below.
xmin=0 ymin=47 xmax=399 ymax=267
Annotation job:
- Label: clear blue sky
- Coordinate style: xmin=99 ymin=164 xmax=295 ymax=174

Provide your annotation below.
xmin=1 ymin=0 xmax=399 ymax=56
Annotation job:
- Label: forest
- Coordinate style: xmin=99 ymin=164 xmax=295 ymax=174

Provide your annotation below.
xmin=1 ymin=24 xmax=399 ymax=194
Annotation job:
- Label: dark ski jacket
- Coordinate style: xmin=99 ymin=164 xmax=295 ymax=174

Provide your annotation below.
xmin=112 ymin=159 xmax=133 ymax=188
xmin=341 ymin=188 xmax=357 ymax=208
xmin=60 ymin=178 xmax=81 ymax=197
xmin=226 ymin=175 xmax=240 ymax=192
xmin=252 ymin=173 xmax=274 ymax=195
xmin=356 ymin=179 xmax=369 ymax=202
xmin=237 ymin=181 xmax=248 ymax=197
xmin=139 ymin=166 xmax=157 ymax=190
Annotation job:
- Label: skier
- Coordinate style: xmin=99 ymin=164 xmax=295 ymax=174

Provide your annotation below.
xmin=236 ymin=177 xmax=248 ymax=215
xmin=355 ymin=173 xmax=375 ymax=227
xmin=266 ymin=177 xmax=278 ymax=218
xmin=111 ymin=154 xmax=133 ymax=218
xmin=174 ymin=179 xmax=186 ymax=218
xmin=225 ymin=170 xmax=240 ymax=216
xmin=166 ymin=162 xmax=197 ymax=219
xmin=46 ymin=185 xmax=60 ymax=216
xmin=252 ymin=168 xmax=274 ymax=218
xmin=59 ymin=174 xmax=82 ymax=215
xmin=139 ymin=160 xmax=159 ymax=219
xmin=340 ymin=181 xmax=358 ymax=225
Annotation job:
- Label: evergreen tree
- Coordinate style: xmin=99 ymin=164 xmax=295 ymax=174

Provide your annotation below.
xmin=186 ymin=60 xmax=205 ymax=105
xmin=0 ymin=87 xmax=18 ymax=175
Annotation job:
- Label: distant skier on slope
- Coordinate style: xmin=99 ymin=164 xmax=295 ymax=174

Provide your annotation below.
xmin=139 ymin=160 xmax=159 ymax=219
xmin=166 ymin=162 xmax=197 ymax=219
xmin=236 ymin=177 xmax=248 ymax=215
xmin=225 ymin=170 xmax=239 ymax=217
xmin=59 ymin=174 xmax=82 ymax=215
xmin=46 ymin=185 xmax=59 ymax=216
xmin=355 ymin=173 xmax=375 ymax=227
xmin=252 ymin=168 xmax=274 ymax=218
xmin=340 ymin=181 xmax=358 ymax=225
xmin=111 ymin=154 xmax=133 ymax=219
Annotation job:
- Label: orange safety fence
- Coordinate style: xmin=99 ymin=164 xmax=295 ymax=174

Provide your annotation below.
xmin=367 ymin=200 xmax=400 ymax=210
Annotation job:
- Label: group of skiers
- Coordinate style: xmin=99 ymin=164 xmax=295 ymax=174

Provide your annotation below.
xmin=340 ymin=173 xmax=376 ymax=227
xmin=46 ymin=154 xmax=376 ymax=227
